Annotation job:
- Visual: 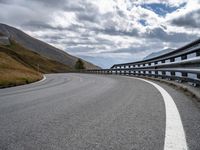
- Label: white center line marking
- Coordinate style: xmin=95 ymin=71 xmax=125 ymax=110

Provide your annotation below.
xmin=126 ymin=77 xmax=188 ymax=150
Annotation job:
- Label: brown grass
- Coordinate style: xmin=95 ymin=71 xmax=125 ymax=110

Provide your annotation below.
xmin=3 ymin=40 xmax=72 ymax=73
xmin=0 ymin=52 xmax=42 ymax=88
xmin=0 ymin=40 xmax=71 ymax=88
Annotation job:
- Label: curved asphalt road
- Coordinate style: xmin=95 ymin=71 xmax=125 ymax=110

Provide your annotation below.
xmin=0 ymin=73 xmax=199 ymax=150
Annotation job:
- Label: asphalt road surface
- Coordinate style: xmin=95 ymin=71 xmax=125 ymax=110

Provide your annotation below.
xmin=0 ymin=73 xmax=199 ymax=150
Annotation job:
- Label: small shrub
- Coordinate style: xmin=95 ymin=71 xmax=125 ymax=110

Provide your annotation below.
xmin=75 ymin=59 xmax=85 ymax=70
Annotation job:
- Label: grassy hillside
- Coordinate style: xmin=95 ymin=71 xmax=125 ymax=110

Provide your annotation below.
xmin=0 ymin=51 xmax=42 ymax=88
xmin=1 ymin=40 xmax=72 ymax=73
xmin=0 ymin=23 xmax=100 ymax=69
xmin=0 ymin=40 xmax=72 ymax=88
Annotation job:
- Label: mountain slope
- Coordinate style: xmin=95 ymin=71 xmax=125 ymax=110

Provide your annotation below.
xmin=0 ymin=46 xmax=42 ymax=88
xmin=0 ymin=40 xmax=73 ymax=87
xmin=0 ymin=52 xmax=42 ymax=88
xmin=143 ymin=48 xmax=175 ymax=60
xmin=1 ymin=40 xmax=72 ymax=73
xmin=0 ymin=23 xmax=100 ymax=69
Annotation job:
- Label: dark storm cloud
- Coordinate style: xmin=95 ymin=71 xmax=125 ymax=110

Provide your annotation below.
xmin=103 ymin=41 xmax=164 ymax=54
xmin=31 ymin=0 xmax=67 ymax=8
xmin=171 ymin=9 xmax=200 ymax=28
xmin=0 ymin=0 xmax=8 ymax=4
xmin=67 ymin=46 xmax=96 ymax=53
xmin=145 ymin=27 xmax=198 ymax=43
xmin=22 ymin=21 xmax=68 ymax=31
xmin=39 ymin=34 xmax=67 ymax=41
xmin=97 ymin=27 xmax=139 ymax=36
xmin=59 ymin=37 xmax=114 ymax=47
xmin=106 ymin=47 xmax=150 ymax=54
xmin=75 ymin=2 xmax=101 ymax=23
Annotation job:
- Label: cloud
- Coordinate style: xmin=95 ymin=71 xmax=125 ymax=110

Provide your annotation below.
xmin=171 ymin=9 xmax=200 ymax=28
xmin=0 ymin=0 xmax=199 ymax=68
xmin=145 ymin=27 xmax=198 ymax=43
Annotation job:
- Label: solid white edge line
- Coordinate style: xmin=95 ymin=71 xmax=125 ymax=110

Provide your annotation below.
xmin=125 ymin=76 xmax=188 ymax=150
xmin=36 ymin=74 xmax=46 ymax=84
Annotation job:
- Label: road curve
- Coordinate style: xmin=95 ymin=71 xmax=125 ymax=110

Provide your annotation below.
xmin=0 ymin=73 xmax=199 ymax=150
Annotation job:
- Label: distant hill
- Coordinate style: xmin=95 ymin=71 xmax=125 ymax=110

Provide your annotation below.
xmin=143 ymin=48 xmax=175 ymax=60
xmin=0 ymin=23 xmax=100 ymax=69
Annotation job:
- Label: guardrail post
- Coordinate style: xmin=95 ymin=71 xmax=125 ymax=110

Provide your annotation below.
xmin=181 ymin=72 xmax=187 ymax=82
xmin=170 ymin=58 xmax=175 ymax=62
xmin=197 ymin=74 xmax=200 ymax=86
xmin=138 ymin=71 xmax=141 ymax=76
xmin=143 ymin=71 xmax=146 ymax=76
xmin=149 ymin=71 xmax=152 ymax=77
xmin=155 ymin=71 xmax=158 ymax=78
xmin=196 ymin=50 xmax=200 ymax=56
xmin=170 ymin=71 xmax=175 ymax=80
xmin=181 ymin=55 xmax=187 ymax=60
xmin=162 ymin=71 xmax=166 ymax=79
xmin=181 ymin=55 xmax=187 ymax=81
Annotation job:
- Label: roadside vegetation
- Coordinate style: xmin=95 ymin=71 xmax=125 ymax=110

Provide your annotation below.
xmin=0 ymin=50 xmax=42 ymax=88
xmin=75 ymin=58 xmax=85 ymax=70
xmin=0 ymin=40 xmax=72 ymax=88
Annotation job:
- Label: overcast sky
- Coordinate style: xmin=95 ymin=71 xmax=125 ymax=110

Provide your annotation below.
xmin=0 ymin=0 xmax=200 ymax=68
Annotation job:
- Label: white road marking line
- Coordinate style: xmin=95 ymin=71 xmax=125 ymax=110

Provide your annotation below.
xmin=126 ymin=76 xmax=188 ymax=150
xmin=36 ymin=75 xmax=46 ymax=83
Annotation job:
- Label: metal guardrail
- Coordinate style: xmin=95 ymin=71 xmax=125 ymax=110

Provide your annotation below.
xmin=85 ymin=38 xmax=200 ymax=86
